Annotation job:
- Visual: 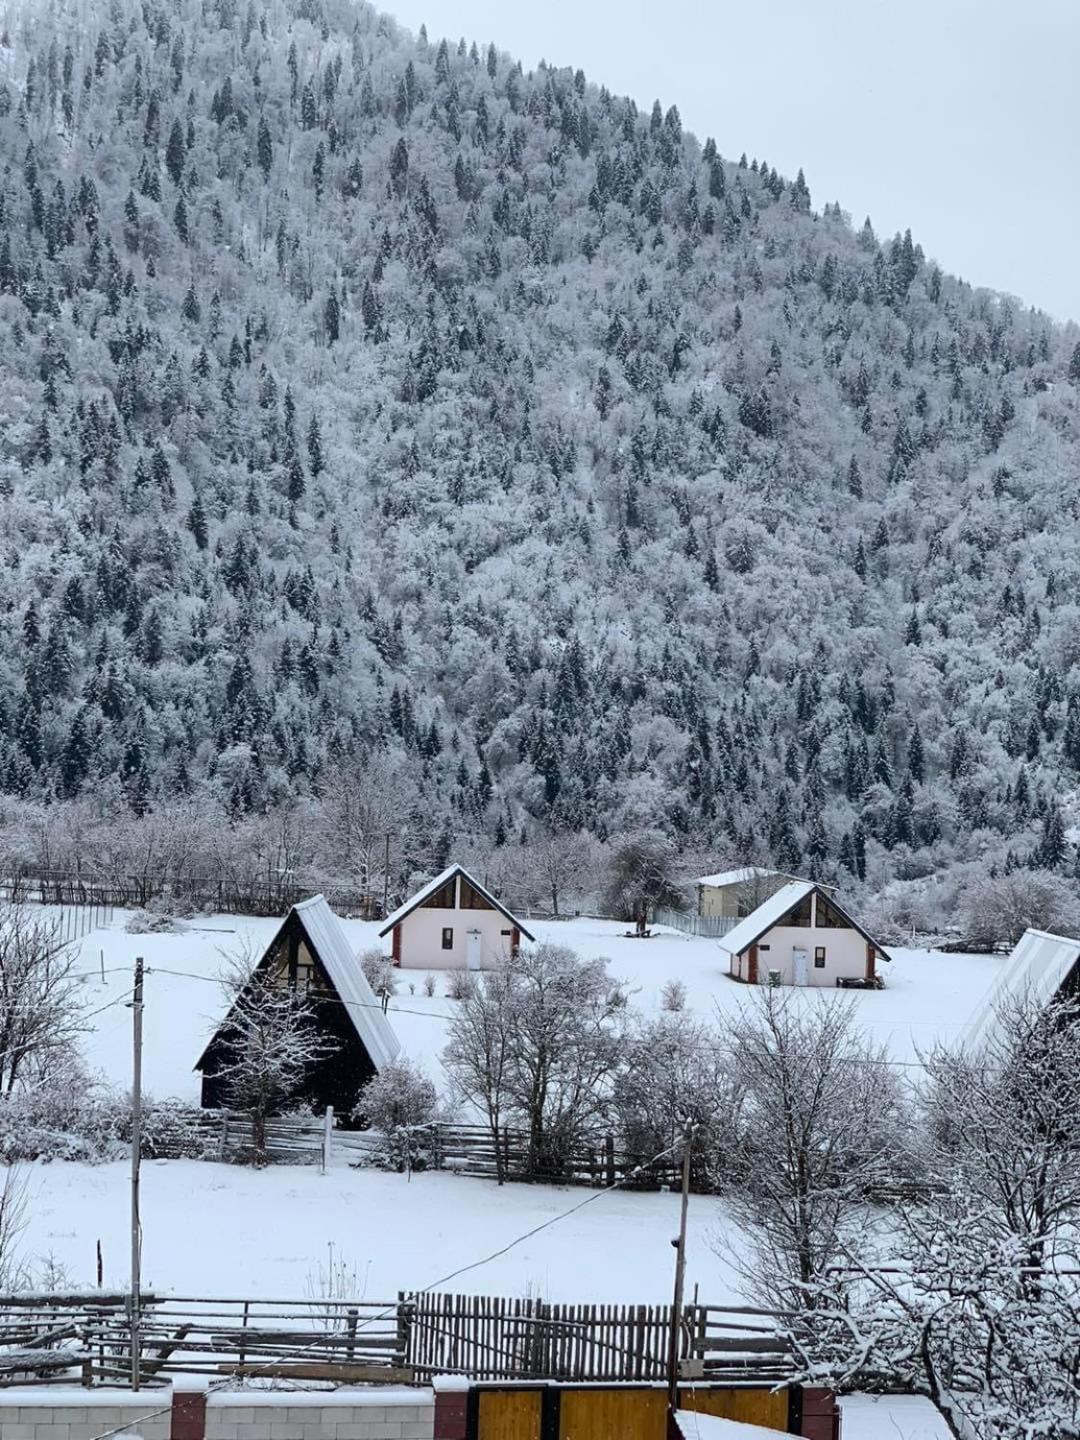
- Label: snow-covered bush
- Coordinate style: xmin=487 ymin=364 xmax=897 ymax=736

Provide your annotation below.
xmin=660 ymin=978 xmax=687 ymax=1012
xmin=0 ymin=1074 xmax=211 ymax=1163
xmin=353 ymin=1058 xmax=440 ymax=1173
xmin=422 ymin=973 xmax=437 ymax=997
xmin=445 ymin=969 xmax=476 ymax=1000
xmin=358 ymin=947 xmax=396 ymax=1000
xmin=125 ymin=909 xmax=188 ymax=935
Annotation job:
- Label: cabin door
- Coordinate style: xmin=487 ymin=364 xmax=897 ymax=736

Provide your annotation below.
xmin=466 ymin=929 xmax=483 ymax=971
xmin=792 ymin=947 xmax=809 ymax=987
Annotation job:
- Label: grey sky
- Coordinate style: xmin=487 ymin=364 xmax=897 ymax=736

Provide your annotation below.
xmin=384 ymin=0 xmax=1079 ymax=326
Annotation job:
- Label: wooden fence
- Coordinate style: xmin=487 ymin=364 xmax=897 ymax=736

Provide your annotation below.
xmin=0 ymin=1292 xmax=792 ymax=1389
xmin=152 ymin=1111 xmax=689 ymax=1189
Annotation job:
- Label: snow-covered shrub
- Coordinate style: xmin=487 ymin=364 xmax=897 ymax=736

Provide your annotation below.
xmin=445 ymin=969 xmax=475 ymax=1000
xmin=353 ymin=1058 xmax=440 ymax=1173
xmin=125 ymin=909 xmax=188 ymax=934
xmin=422 ymin=973 xmax=436 ymax=997
xmin=358 ymin=947 xmax=396 ymax=1000
xmin=660 ymin=978 xmax=687 ymax=1012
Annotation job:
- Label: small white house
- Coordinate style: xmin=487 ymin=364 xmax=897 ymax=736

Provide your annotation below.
xmin=719 ymin=879 xmax=889 ymax=988
xmin=380 ymin=863 xmax=535 ymax=971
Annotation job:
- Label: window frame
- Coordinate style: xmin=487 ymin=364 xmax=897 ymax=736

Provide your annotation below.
xmin=814 ymin=945 xmax=826 ymax=968
xmin=441 ymin=927 xmax=454 ymax=951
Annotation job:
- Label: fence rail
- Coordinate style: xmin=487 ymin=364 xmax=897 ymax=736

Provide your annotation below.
xmin=0 ymin=1292 xmax=791 ymax=1389
xmin=651 ymin=908 xmax=738 ymax=939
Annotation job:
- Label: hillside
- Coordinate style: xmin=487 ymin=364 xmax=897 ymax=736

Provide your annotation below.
xmin=1 ymin=0 xmax=1079 ymax=897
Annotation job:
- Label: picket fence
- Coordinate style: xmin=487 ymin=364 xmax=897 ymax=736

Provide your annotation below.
xmin=651 ymin=907 xmax=738 ymax=939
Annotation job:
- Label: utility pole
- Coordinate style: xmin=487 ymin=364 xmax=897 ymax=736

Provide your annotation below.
xmin=129 ymin=957 xmax=144 ymax=1391
xmin=382 ymin=832 xmax=391 ymax=919
xmin=666 ymin=1121 xmax=694 ymax=1432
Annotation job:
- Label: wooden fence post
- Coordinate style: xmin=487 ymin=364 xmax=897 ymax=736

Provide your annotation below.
xmin=604 ymin=1134 xmax=616 ymax=1187
xmin=322 ymin=1106 xmax=333 ymax=1174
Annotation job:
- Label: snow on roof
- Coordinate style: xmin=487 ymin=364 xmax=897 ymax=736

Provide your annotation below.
xmin=717 ymin=880 xmax=816 ymax=956
xmin=839 ymin=1393 xmax=953 ymax=1440
xmin=292 ymin=894 xmax=400 ymax=1071
xmin=378 ymin=863 xmax=535 ymax=942
xmin=675 ymin=1411 xmax=792 ymax=1440
xmin=696 ymin=866 xmax=776 ymax=889
xmin=959 ymin=926 xmax=1080 ymax=1053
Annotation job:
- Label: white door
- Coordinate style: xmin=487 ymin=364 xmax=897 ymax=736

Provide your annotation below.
xmin=792 ymin=948 xmax=809 ymax=987
xmin=466 ymin=929 xmax=482 ymax=971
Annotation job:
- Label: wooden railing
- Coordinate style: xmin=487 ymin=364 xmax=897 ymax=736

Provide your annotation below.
xmin=0 ymin=1292 xmax=793 ymax=1389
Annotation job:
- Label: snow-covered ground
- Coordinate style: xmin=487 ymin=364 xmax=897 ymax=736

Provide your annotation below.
xmin=17 ymin=908 xmax=1004 ymax=1304
xmin=838 ymin=1393 xmax=953 ymax=1439
xmin=68 ymin=911 xmax=1004 ymax=1100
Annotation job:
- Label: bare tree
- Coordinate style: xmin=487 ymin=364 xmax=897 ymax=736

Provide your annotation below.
xmin=0 ymin=1164 xmax=30 ymax=1290
xmin=718 ymin=988 xmax=909 ymax=1312
xmin=534 ymin=831 xmax=598 ymax=917
xmin=0 ymin=906 xmax=85 ymax=1095
xmin=603 ymin=830 xmax=686 ymax=922
xmin=612 ymin=1013 xmax=737 ymax=1188
xmin=959 ymin=869 xmax=1080 ymax=948
xmin=442 ymin=965 xmax=519 ymax=1183
xmin=210 ymin=973 xmax=336 ymax=1164
xmin=444 ymin=944 xmax=627 ymax=1181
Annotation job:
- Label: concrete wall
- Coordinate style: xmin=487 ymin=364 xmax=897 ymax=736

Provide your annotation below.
xmin=396 ymin=905 xmax=517 ymax=971
xmin=0 ymin=1388 xmax=435 ymax=1440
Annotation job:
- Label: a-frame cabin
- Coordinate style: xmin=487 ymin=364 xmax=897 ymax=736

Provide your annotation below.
xmin=195 ymin=894 xmax=399 ymax=1114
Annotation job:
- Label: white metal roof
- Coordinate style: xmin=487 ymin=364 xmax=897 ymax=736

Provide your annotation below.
xmin=292 ymin=895 xmax=400 ymax=1071
xmin=378 ymin=863 xmax=535 ymax=941
xmin=717 ymin=880 xmax=816 ymax=955
xmin=959 ymin=927 xmax=1080 ymax=1052
xmin=696 ymin=866 xmax=776 ymax=889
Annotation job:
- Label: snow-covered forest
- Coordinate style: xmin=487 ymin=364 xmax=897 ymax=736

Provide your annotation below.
xmin=2 ymin=0 xmax=1080 ymax=898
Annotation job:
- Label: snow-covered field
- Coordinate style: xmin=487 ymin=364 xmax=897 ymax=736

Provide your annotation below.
xmin=68 ymin=911 xmax=1003 ymax=1099
xmin=18 ymin=909 xmax=1004 ymax=1304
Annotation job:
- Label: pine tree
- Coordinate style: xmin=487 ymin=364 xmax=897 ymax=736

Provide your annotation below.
xmin=257 ymin=115 xmax=273 ymax=179
xmin=324 ymin=291 xmax=340 ymax=345
xmin=165 ymin=120 xmax=186 ymax=185
xmin=1069 ymin=342 xmax=1080 ymax=383
xmin=187 ymin=492 xmax=208 ymax=549
xmin=307 ymin=414 xmax=324 ymax=476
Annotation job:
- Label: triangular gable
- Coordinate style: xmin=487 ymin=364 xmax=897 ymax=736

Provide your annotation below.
xmin=718 ymin=880 xmax=890 ymax=962
xmin=195 ymin=896 xmax=399 ymax=1073
xmin=378 ymin=863 xmax=535 ymax=942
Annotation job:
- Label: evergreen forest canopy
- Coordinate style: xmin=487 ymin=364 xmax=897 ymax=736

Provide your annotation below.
xmin=2 ymin=0 xmax=1080 ymax=899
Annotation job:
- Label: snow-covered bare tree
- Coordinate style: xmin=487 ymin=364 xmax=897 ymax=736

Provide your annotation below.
xmin=612 ymin=1013 xmax=736 ymax=1188
xmin=718 ymin=988 xmax=910 ymax=1311
xmin=211 ymin=975 xmax=336 ymax=1164
xmin=0 ymin=906 xmax=85 ymax=1094
xmin=444 ymin=944 xmax=627 ymax=1180
xmin=603 ymin=831 xmax=686 ymax=921
xmin=533 ymin=832 xmax=599 ymax=917
xmin=958 ymin=869 xmax=1080 ymax=948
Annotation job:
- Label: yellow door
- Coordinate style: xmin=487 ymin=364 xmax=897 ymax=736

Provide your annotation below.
xmin=558 ymin=1388 xmax=667 ymax=1440
xmin=477 ymin=1388 xmax=543 ymax=1440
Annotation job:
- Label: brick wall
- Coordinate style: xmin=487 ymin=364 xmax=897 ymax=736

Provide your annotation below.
xmin=0 ymin=1387 xmax=435 ymax=1440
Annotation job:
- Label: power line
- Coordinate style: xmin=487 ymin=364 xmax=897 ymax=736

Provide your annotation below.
xmin=145 ymin=965 xmax=458 ymax=1022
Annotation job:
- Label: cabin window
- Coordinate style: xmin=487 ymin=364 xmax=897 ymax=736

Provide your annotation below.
xmin=814 ymin=946 xmax=826 ymax=968
xmin=441 ymin=927 xmax=454 ymax=950
xmin=460 ymin=878 xmax=496 ymax=910
xmin=422 ymin=879 xmax=457 ymax=910
xmin=758 ymin=944 xmax=771 ymax=951
xmin=815 ymin=894 xmax=850 ymax=929
xmin=788 ymin=894 xmax=813 ymax=926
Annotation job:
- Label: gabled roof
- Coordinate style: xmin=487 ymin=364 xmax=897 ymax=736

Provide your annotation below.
xmin=378 ymin=863 xmax=536 ymax=942
xmin=717 ymin=880 xmax=889 ymax=961
xmin=196 ymin=895 xmax=399 ymax=1073
xmin=697 ymin=866 xmax=777 ymax=889
xmin=960 ymin=927 xmax=1080 ymax=1052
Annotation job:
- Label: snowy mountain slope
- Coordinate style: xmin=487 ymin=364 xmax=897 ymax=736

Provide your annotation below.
xmin=1 ymin=0 xmax=1079 ymax=892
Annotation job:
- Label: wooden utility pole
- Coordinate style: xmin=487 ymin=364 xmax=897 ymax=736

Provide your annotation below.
xmin=129 ymin=957 xmax=144 ymax=1391
xmin=666 ymin=1121 xmax=694 ymax=1431
xmin=382 ymin=832 xmax=391 ymax=919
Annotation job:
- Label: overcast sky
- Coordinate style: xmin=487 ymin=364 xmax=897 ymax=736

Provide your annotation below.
xmin=383 ymin=0 xmax=1079 ymax=326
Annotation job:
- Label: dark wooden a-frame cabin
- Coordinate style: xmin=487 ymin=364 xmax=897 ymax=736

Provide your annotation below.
xmin=195 ymin=895 xmax=399 ymax=1114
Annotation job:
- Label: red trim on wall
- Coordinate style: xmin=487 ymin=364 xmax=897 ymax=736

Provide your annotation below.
xmin=747 ymin=944 xmax=758 ymax=985
xmin=865 ymin=942 xmax=876 ymax=982
xmin=392 ymin=925 xmax=402 ymax=968
xmin=171 ymin=1390 xmax=207 ymax=1440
